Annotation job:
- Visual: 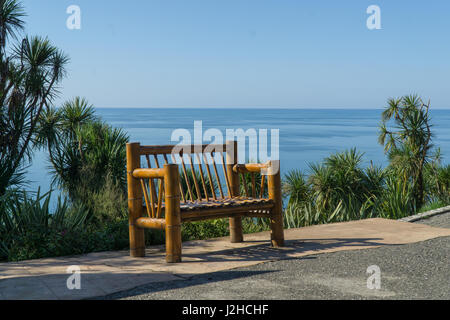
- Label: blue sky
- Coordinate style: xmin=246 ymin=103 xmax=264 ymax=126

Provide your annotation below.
xmin=20 ymin=0 xmax=450 ymax=109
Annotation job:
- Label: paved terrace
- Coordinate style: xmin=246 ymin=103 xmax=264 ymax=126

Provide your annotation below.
xmin=1 ymin=217 xmax=450 ymax=300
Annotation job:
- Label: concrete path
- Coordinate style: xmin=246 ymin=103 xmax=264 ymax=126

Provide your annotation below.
xmin=105 ymin=213 xmax=450 ymax=300
xmin=1 ymin=218 xmax=450 ymax=300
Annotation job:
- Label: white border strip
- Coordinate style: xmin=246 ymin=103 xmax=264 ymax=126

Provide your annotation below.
xmin=399 ymin=205 xmax=450 ymax=222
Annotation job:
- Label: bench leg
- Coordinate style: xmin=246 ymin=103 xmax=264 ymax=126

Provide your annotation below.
xmin=268 ymin=161 xmax=285 ymax=247
xmin=270 ymin=211 xmax=284 ymax=247
xmin=129 ymin=218 xmax=146 ymax=257
xmin=165 ymin=164 xmax=182 ymax=263
xmin=229 ymin=217 xmax=244 ymax=243
xmin=127 ymin=142 xmax=146 ymax=257
xmin=165 ymin=224 xmax=182 ymax=263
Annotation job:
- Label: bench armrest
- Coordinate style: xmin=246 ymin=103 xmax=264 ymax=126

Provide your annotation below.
xmin=232 ymin=161 xmax=272 ymax=174
xmin=132 ymin=168 xmax=166 ymax=179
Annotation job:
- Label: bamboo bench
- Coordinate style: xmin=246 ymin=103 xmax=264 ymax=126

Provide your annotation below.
xmin=126 ymin=140 xmax=284 ymax=263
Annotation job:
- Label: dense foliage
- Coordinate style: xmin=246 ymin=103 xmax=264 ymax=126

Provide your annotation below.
xmin=0 ymin=0 xmax=69 ymax=196
xmin=35 ymin=97 xmax=129 ymax=223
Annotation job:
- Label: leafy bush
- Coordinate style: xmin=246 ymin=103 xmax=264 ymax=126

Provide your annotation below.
xmin=425 ymin=162 xmax=450 ymax=204
xmin=182 ymin=217 xmax=269 ymax=241
xmin=0 ymin=189 xmax=166 ymax=262
xmin=369 ymin=173 xmax=416 ymax=219
xmin=182 ymin=219 xmax=230 ymax=240
xmin=0 ymin=189 xmax=88 ymax=261
xmin=36 ymin=98 xmax=129 ymax=223
xmin=74 ymin=174 xmax=128 ymax=225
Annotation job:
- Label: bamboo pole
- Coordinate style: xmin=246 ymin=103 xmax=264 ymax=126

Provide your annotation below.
xmin=135 ymin=217 xmax=166 ymax=230
xmin=140 ymin=179 xmax=154 ymax=217
xmin=226 ymin=140 xmax=243 ymax=243
xmin=203 ymin=153 xmax=217 ymax=200
xmin=188 ymin=155 xmax=202 ymax=200
xmin=241 ymin=172 xmax=249 ymax=197
xmin=233 ymin=163 xmax=270 ymax=173
xmin=126 ymin=142 xmax=146 ymax=257
xmin=180 ymin=156 xmax=194 ymax=201
xmin=140 ymin=144 xmax=226 ymax=155
xmin=182 ymin=210 xmax=271 ymax=223
xmin=153 ymin=155 xmax=166 ymax=215
xmin=166 ymin=154 xmax=186 ymax=203
xmin=145 ymin=155 xmax=159 ymax=209
xmin=164 ymin=164 xmax=182 ymax=263
xmin=267 ymin=160 xmax=285 ymax=247
xmin=221 ymin=152 xmax=232 ymax=198
xmin=210 ymin=152 xmax=224 ymax=198
xmin=133 ymin=168 xmax=166 ymax=179
xmin=181 ymin=203 xmax=273 ymax=222
xmin=195 ymin=153 xmax=209 ymax=201
xmin=259 ymin=175 xmax=266 ymax=199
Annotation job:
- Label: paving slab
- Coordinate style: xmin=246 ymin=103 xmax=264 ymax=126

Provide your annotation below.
xmin=0 ymin=218 xmax=449 ymax=300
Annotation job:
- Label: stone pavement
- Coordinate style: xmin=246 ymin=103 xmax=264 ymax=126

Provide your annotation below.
xmin=1 ymin=218 xmax=450 ymax=300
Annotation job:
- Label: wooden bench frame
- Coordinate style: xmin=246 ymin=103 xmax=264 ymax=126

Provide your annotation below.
xmin=126 ymin=140 xmax=284 ymax=263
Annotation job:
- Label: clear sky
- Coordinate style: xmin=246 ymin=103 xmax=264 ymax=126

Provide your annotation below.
xmin=20 ymin=0 xmax=450 ymax=109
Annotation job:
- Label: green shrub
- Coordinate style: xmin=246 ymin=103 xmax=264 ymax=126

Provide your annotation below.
xmin=282 ymin=170 xmax=310 ymax=206
xmin=75 ymin=174 xmax=128 ymax=225
xmin=418 ymin=201 xmax=448 ymax=213
xmin=36 ymin=98 xmax=129 ymax=223
xmin=182 ymin=219 xmax=229 ymax=241
xmin=181 ymin=217 xmax=269 ymax=241
xmin=0 ymin=189 xmax=89 ymax=261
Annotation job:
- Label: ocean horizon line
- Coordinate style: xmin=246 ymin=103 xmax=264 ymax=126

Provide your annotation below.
xmin=92 ymin=106 xmax=450 ymax=110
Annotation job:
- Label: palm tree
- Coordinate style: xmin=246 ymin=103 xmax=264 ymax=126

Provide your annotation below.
xmin=0 ymin=0 xmax=69 ymax=195
xmin=36 ymin=98 xmax=129 ymax=204
xmin=378 ymin=95 xmax=434 ymax=209
xmin=0 ymin=0 xmax=25 ymax=49
xmin=282 ymin=169 xmax=309 ymax=206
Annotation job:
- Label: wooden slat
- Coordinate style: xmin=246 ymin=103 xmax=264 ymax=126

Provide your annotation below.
xmin=181 ymin=202 xmax=274 ymax=221
xmin=195 ymin=153 xmax=209 ymax=201
xmin=251 ymin=173 xmax=256 ymax=198
xmin=241 ymin=173 xmax=249 ymax=197
xmin=140 ymin=144 xmax=226 ymax=155
xmin=259 ymin=174 xmax=266 ymax=199
xmin=188 ymin=155 xmax=202 ymax=200
xmin=144 ymin=155 xmax=150 ymax=168
xmin=221 ymin=153 xmax=232 ymax=198
xmin=153 ymin=154 xmax=165 ymax=217
xmin=182 ymin=211 xmax=270 ymax=223
xmin=140 ymin=179 xmax=153 ymax=217
xmin=210 ymin=152 xmax=224 ymax=199
xmin=156 ymin=179 xmax=164 ymax=218
xmin=170 ymin=154 xmax=186 ymax=202
xmin=203 ymin=153 xmax=217 ymax=200
xmin=180 ymin=156 xmax=194 ymax=201
xmin=142 ymin=155 xmax=159 ymax=206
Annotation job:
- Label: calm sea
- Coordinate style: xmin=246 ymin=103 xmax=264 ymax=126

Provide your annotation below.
xmin=26 ymin=108 xmax=450 ymax=199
